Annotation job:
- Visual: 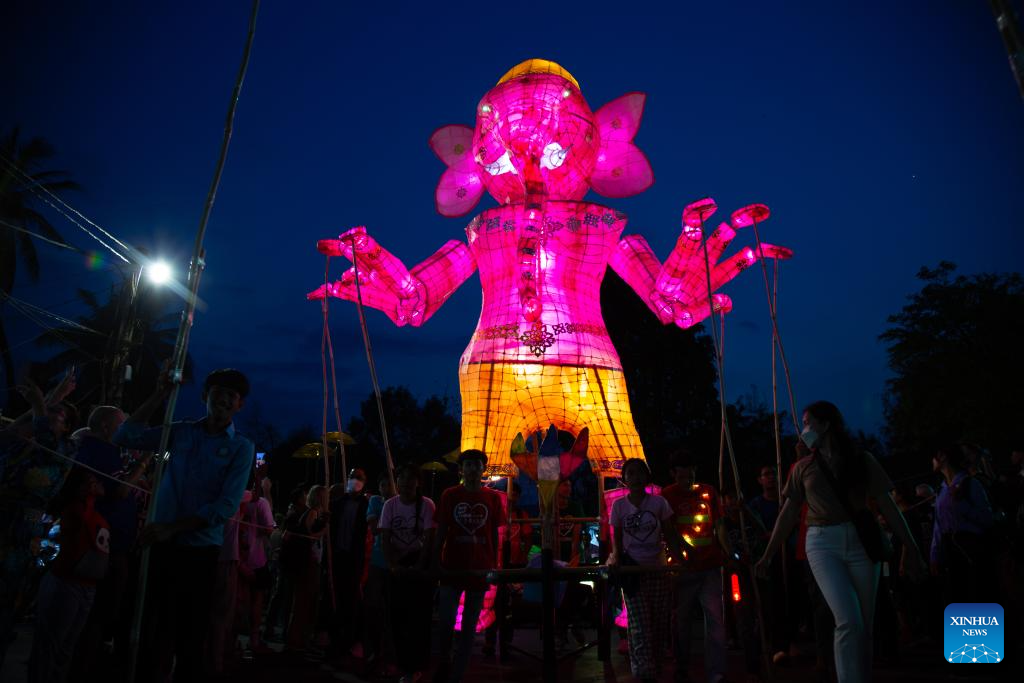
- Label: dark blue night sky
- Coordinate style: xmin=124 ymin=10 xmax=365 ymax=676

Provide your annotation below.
xmin=4 ymin=1 xmax=1023 ymax=440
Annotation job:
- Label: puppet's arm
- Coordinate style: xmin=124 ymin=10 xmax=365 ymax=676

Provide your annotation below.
xmin=307 ymin=226 xmax=477 ymax=327
xmin=609 ymin=201 xmax=792 ymax=329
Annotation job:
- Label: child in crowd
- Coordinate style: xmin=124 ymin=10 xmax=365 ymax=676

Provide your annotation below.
xmin=29 ymin=468 xmax=110 ymax=683
xmin=608 ymin=457 xmax=684 ymax=683
xmin=382 ymin=462 xmax=437 ymax=683
xmin=239 ymin=480 xmax=275 ymax=655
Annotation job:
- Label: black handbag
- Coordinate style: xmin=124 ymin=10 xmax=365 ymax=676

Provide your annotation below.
xmin=815 ymin=454 xmax=893 ymax=563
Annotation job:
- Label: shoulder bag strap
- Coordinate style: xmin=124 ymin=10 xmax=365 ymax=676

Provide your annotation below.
xmin=814 ymin=453 xmax=859 ymax=520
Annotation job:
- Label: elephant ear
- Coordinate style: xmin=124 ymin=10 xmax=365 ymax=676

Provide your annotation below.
xmin=430 ymin=125 xmax=485 ymax=217
xmin=591 ymin=93 xmax=654 ymax=198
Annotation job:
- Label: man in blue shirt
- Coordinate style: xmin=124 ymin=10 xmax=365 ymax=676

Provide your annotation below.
xmin=115 ymin=368 xmax=254 ymax=681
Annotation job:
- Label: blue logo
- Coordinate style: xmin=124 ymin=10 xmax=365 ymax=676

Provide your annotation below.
xmin=944 ymin=603 xmax=1004 ymax=663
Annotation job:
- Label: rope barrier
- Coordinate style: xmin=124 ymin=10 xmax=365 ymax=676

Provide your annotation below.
xmin=7 ymin=433 xmax=148 ymax=493
xmin=4 ymin=432 xmax=342 ymax=538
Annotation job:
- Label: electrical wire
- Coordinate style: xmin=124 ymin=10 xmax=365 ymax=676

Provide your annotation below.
xmin=0 ymin=291 xmax=103 ymax=335
xmin=0 ymin=217 xmax=79 ymax=252
xmin=1 ymin=296 xmax=104 ymax=363
xmin=3 ymin=158 xmax=201 ymax=310
xmin=0 ymin=153 xmax=132 ymax=263
xmin=3 ymin=434 xmax=329 ymax=541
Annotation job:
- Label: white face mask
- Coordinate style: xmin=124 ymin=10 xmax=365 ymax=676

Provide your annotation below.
xmin=346 ymin=479 xmax=364 ymax=493
xmin=800 ymin=427 xmax=820 ymax=450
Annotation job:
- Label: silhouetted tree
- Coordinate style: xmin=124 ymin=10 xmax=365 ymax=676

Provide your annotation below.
xmin=880 ymin=262 xmax=1024 ymax=457
xmin=266 ymin=425 xmax=319 ymax=510
xmin=35 ymin=280 xmax=189 ymax=416
xmin=724 ymin=388 xmax=794 ymax=494
xmin=0 ymin=128 xmax=78 ymax=407
xmin=238 ymin=400 xmax=282 ymax=453
xmin=346 ymin=386 xmax=461 ymax=483
xmin=601 ymin=270 xmax=719 ymax=480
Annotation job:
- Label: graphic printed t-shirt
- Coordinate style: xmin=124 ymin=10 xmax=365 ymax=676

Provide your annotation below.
xmin=610 ymin=493 xmax=673 ymax=566
xmin=74 ymin=435 xmax=138 ymax=553
xmin=52 ymin=496 xmax=110 ymax=585
xmin=438 ymin=485 xmax=505 ymax=589
xmin=379 ymin=495 xmax=436 ymax=563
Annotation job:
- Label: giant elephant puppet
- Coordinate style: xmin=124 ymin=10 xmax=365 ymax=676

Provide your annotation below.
xmin=309 ymin=59 xmax=792 ymax=477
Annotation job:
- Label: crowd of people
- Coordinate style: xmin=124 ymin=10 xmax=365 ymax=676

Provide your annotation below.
xmin=1 ymin=367 xmax=1022 ymax=683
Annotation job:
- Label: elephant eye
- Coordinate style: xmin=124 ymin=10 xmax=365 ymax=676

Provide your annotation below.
xmin=482 ymin=151 xmax=515 ymax=176
xmin=540 ymin=142 xmax=569 ymax=170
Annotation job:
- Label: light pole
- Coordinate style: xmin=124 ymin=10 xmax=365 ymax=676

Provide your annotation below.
xmin=107 ymin=259 xmax=172 ymax=411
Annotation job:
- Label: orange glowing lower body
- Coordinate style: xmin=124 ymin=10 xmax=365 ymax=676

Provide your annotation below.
xmin=458 ymin=361 xmax=645 ymax=475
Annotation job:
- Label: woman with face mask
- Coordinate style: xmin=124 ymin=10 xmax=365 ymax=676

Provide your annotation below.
xmin=754 ymin=401 xmax=925 ymax=683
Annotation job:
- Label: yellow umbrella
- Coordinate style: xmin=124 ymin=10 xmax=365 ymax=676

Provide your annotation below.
xmin=420 ymin=461 xmax=448 ymax=472
xmin=324 ymin=431 xmax=357 ymax=445
xmin=292 ymin=442 xmax=326 ymax=459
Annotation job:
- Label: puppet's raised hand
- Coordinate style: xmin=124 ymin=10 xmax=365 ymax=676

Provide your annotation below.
xmin=309 ymin=226 xmax=476 ymax=327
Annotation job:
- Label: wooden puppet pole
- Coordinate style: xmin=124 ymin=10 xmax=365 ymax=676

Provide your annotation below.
xmin=126 ymin=4 xmax=260 ymax=680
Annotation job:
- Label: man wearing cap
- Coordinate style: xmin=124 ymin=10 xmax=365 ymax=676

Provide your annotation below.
xmin=114 ymin=368 xmax=254 ymax=682
xmin=432 ymin=449 xmax=504 ymax=683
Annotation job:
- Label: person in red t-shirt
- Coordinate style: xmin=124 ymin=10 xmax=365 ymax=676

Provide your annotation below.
xmin=660 ymin=449 xmax=727 ymax=683
xmin=432 ymin=449 xmax=504 ymax=683
xmin=29 ymin=468 xmax=110 ymax=683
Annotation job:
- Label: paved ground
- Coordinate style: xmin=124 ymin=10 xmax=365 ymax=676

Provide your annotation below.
xmin=4 ymin=621 xmax=1017 ymax=682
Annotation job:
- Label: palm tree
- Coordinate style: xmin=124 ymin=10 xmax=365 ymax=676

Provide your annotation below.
xmin=35 ymin=280 xmax=191 ymax=415
xmin=0 ymin=127 xmax=79 ymax=408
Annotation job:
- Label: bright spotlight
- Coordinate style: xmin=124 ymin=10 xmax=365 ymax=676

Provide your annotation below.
xmin=147 ymin=261 xmax=171 ymax=284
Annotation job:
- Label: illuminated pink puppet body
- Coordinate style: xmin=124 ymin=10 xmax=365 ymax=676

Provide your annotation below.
xmin=310 ymin=60 xmax=791 ymax=476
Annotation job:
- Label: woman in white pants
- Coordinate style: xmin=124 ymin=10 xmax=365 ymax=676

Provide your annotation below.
xmin=755 ymin=401 xmax=925 ymax=683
